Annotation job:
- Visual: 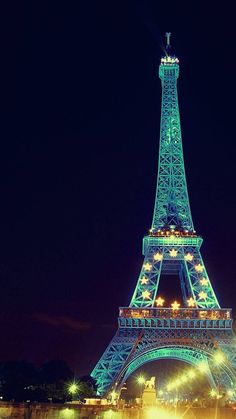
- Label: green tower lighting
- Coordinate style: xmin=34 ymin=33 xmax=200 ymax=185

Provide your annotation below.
xmin=91 ymin=33 xmax=236 ymax=398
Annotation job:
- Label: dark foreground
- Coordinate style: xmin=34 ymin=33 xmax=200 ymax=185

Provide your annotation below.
xmin=0 ymin=403 xmax=236 ymax=419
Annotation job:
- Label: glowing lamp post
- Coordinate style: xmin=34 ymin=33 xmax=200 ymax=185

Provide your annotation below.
xmin=110 ymin=390 xmax=118 ymax=405
xmin=212 ymin=351 xmax=225 ymax=400
xmin=67 ymin=382 xmax=79 ymax=401
xmin=210 ymin=389 xmax=217 ymax=398
xmin=68 ymin=383 xmax=78 ymax=394
xmin=137 ymin=376 xmax=145 ymax=405
xmin=137 ymin=376 xmax=146 ymax=385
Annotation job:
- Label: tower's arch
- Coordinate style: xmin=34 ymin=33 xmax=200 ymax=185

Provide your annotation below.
xmin=116 ymin=345 xmax=235 ymax=394
xmin=122 ymin=347 xmax=210 ymax=384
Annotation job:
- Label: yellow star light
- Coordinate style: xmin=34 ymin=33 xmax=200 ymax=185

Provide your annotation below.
xmin=198 ymin=291 xmax=207 ymax=300
xmin=155 ymin=296 xmax=165 ymax=307
xmin=187 ymin=297 xmax=195 ymax=307
xmin=153 ymin=252 xmax=163 ymax=261
xmin=169 ymin=249 xmax=178 ymax=257
xmin=143 ymin=262 xmax=152 ymax=271
xmin=140 ymin=276 xmax=149 ymax=285
xmin=184 ymin=253 xmax=194 ymax=262
xmin=171 ymin=300 xmax=180 ymax=310
xmin=142 ymin=290 xmax=151 ymax=299
xmin=195 ymin=264 xmax=204 ymax=273
xmin=200 ymin=277 xmax=208 ymax=286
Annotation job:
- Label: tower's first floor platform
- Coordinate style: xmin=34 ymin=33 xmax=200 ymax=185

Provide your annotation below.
xmin=119 ymin=307 xmax=232 ymax=330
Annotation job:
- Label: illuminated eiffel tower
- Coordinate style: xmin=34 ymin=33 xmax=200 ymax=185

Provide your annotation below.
xmin=91 ymin=34 xmax=236 ymax=397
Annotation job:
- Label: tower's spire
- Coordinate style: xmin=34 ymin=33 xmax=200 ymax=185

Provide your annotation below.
xmin=165 ymin=32 xmax=173 ymax=57
xmin=165 ymin=32 xmax=171 ymax=47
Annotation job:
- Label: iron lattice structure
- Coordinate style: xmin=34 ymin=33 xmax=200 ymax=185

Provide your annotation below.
xmin=91 ymin=36 xmax=236 ymax=397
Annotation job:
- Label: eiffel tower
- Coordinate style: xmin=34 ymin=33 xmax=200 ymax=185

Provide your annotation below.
xmin=91 ymin=34 xmax=236 ymax=397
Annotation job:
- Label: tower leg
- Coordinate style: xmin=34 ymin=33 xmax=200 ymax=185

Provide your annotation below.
xmin=91 ymin=329 xmax=141 ymax=395
xmin=183 ymin=247 xmax=220 ymax=308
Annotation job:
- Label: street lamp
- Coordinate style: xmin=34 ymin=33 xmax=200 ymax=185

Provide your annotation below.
xmin=211 ymin=351 xmax=225 ymax=401
xmin=67 ymin=381 xmax=80 ymax=401
xmin=68 ymin=383 xmax=78 ymax=395
xmin=210 ymin=389 xmax=217 ymax=398
xmin=137 ymin=376 xmax=145 ymax=385
xmin=110 ymin=390 xmax=118 ymax=405
xmin=137 ymin=375 xmax=145 ymax=406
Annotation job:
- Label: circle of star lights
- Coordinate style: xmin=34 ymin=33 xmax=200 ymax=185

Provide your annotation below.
xmin=155 ymin=296 xmax=165 ymax=307
xmin=142 ymin=290 xmax=151 ymax=299
xmin=195 ymin=263 xmax=204 ymax=273
xmin=153 ymin=252 xmax=163 ymax=261
xmin=143 ymin=262 xmax=152 ymax=271
xmin=200 ymin=277 xmax=208 ymax=286
xmin=171 ymin=300 xmax=180 ymax=310
xmin=187 ymin=297 xmax=195 ymax=307
xmin=184 ymin=253 xmax=194 ymax=262
xmin=169 ymin=249 xmax=178 ymax=257
xmin=198 ymin=291 xmax=207 ymax=300
xmin=140 ymin=276 xmax=149 ymax=285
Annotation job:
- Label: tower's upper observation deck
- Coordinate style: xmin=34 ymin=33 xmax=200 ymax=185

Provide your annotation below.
xmin=161 ymin=55 xmax=179 ymax=65
xmin=159 ymin=55 xmax=180 ymax=80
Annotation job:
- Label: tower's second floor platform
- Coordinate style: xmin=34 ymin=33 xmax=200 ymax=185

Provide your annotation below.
xmin=143 ymin=234 xmax=203 ymax=255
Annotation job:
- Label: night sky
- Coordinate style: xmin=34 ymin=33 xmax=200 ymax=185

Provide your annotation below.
xmin=1 ymin=1 xmax=236 ymax=377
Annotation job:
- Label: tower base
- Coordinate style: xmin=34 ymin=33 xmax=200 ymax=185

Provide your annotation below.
xmin=142 ymin=388 xmax=157 ymax=407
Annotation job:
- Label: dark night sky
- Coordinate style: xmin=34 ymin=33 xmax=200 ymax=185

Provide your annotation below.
xmin=1 ymin=1 xmax=236 ymax=376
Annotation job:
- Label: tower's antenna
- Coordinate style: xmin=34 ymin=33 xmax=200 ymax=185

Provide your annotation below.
xmin=165 ymin=32 xmax=171 ymax=47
